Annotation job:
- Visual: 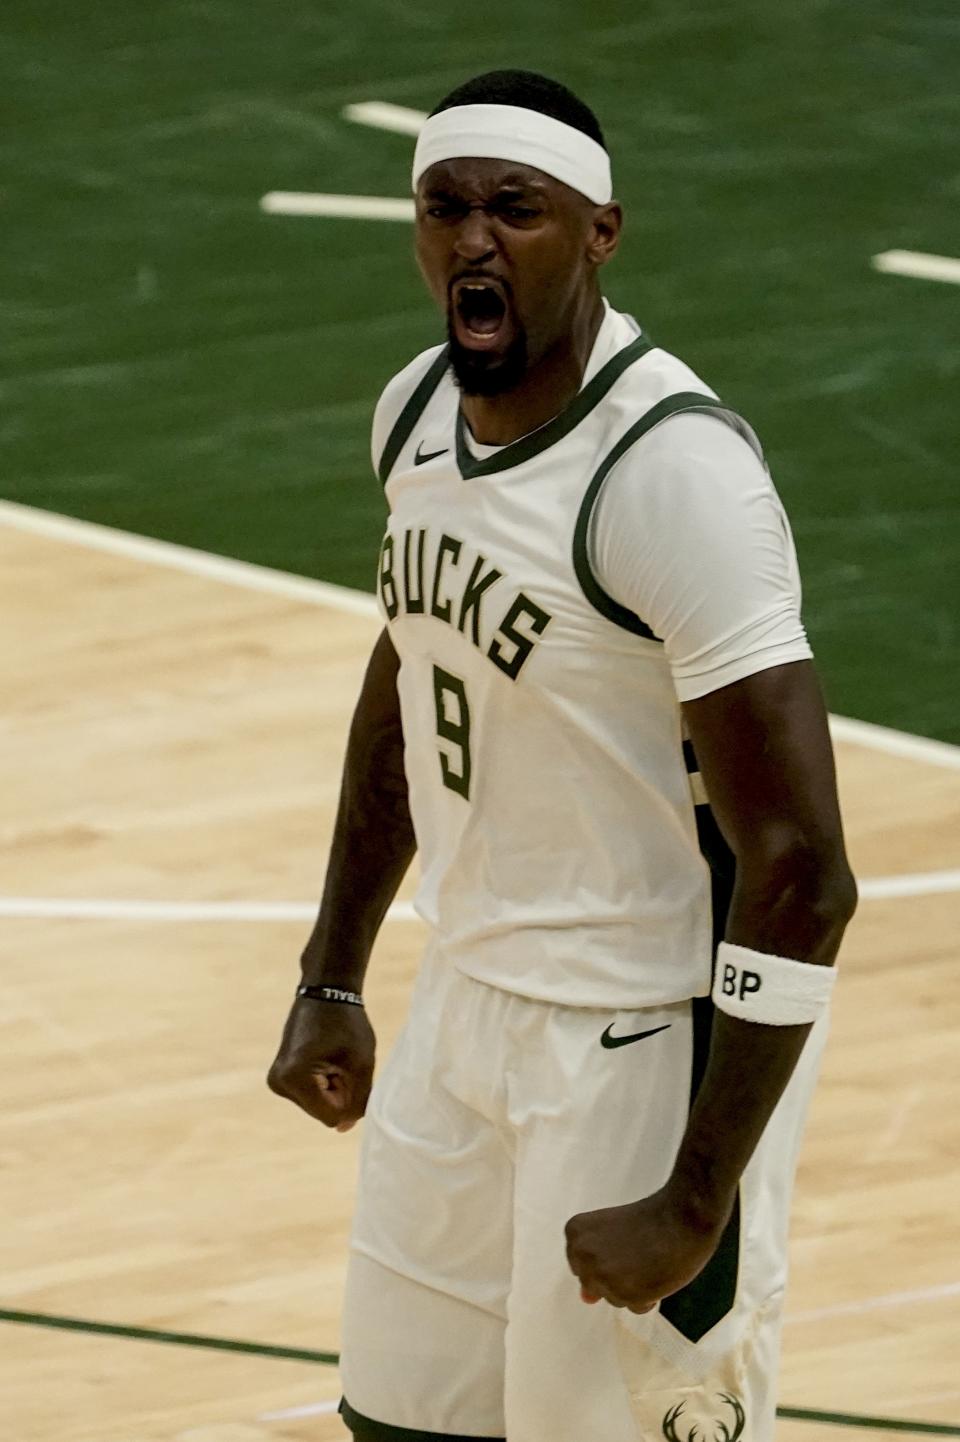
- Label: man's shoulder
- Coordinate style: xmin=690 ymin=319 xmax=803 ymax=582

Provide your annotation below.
xmin=378 ymin=342 xmax=448 ymax=410
xmin=371 ymin=343 xmax=448 ymax=474
xmin=620 ymin=334 xmax=721 ymax=409
xmin=601 ymin=317 xmax=764 ymax=466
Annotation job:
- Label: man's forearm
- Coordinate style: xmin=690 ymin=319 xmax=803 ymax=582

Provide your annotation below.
xmin=567 ymin=665 xmax=858 ymax=1308
xmin=301 ymin=631 xmax=416 ymax=991
xmin=667 ymin=1012 xmax=812 ymax=1226
xmin=667 ymin=854 xmax=856 ymax=1223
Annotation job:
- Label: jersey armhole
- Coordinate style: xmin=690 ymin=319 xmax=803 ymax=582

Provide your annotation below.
xmin=572 ymin=392 xmax=760 ymax=638
xmin=376 ymin=346 xmax=451 ymax=485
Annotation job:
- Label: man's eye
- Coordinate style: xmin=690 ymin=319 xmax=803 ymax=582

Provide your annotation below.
xmin=425 ymin=204 xmax=463 ymax=220
xmin=502 ymin=205 xmax=539 ymax=221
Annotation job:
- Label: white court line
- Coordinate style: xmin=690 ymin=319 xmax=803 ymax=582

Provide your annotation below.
xmin=0 ymin=499 xmax=379 ymax=618
xmin=786 ymin=1278 xmax=960 ymax=1325
xmin=2 ymin=870 xmax=958 ymax=924
xmin=342 ymin=101 xmax=427 ymax=137
xmin=0 ymin=897 xmax=419 ymax=923
xmin=828 ymin=713 xmax=960 ymax=773
xmin=262 ymin=102 xmax=424 ymax=222
xmin=261 ymin=191 xmax=415 ymax=222
xmin=259 ymin=1398 xmax=340 ymax=1421
xmin=873 ymin=249 xmax=960 ymax=286
xmin=857 ymin=868 xmax=960 ymax=900
xmin=2 ymin=498 xmax=959 ymax=773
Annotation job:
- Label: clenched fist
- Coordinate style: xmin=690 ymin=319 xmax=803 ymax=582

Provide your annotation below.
xmin=565 ymin=1185 xmax=732 ymax=1313
xmin=267 ymin=997 xmax=376 ymax=1132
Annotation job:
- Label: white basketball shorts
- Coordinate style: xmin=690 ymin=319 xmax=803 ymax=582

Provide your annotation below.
xmin=339 ymin=947 xmax=826 ymax=1442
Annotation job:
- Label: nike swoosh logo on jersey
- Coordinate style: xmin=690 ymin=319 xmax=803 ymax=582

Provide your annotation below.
xmin=600 ymin=1022 xmax=671 ymax=1049
xmin=414 ymin=442 xmax=449 ymax=465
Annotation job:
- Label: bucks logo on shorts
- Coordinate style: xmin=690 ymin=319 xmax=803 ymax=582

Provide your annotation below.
xmin=662 ymin=1392 xmax=745 ymax=1442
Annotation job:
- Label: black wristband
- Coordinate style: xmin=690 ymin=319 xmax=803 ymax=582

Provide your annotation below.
xmin=296 ymin=983 xmax=364 ymax=1007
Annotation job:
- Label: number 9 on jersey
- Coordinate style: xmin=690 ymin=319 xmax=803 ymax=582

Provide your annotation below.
xmin=432 ymin=664 xmax=472 ymax=801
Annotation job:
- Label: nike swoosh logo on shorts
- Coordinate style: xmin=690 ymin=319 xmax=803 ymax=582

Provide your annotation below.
xmin=414 ymin=442 xmax=449 ymax=465
xmin=600 ymin=1022 xmax=672 ymax=1049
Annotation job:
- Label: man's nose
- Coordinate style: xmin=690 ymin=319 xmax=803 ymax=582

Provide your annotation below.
xmin=454 ymin=207 xmax=496 ymax=264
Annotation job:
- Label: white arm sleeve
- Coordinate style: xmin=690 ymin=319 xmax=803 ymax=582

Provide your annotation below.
xmin=589 ymin=413 xmax=813 ymax=701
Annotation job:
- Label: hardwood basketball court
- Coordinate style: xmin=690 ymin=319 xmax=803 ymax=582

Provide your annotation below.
xmin=3 ymin=500 xmax=958 ymax=1442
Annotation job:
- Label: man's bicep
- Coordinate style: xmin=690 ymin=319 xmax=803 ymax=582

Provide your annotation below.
xmin=681 ymin=660 xmax=845 ymax=865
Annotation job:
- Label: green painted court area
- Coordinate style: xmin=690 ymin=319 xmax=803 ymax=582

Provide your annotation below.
xmin=4 ymin=2 xmax=957 ymax=740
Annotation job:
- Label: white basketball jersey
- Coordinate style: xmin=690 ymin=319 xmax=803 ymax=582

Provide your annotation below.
xmin=375 ymin=307 xmax=765 ymax=1009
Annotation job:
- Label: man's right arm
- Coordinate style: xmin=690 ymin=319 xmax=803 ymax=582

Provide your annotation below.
xmin=267 ymin=627 xmax=415 ymax=1128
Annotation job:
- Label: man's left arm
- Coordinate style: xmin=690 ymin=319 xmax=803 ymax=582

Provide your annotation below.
xmin=565 ymin=657 xmax=857 ymax=1311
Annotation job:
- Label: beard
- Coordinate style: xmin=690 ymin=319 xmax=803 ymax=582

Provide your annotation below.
xmin=446 ymin=314 xmax=529 ymax=397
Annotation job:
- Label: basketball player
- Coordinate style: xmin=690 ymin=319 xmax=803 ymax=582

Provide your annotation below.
xmin=268 ymin=70 xmax=857 ymax=1442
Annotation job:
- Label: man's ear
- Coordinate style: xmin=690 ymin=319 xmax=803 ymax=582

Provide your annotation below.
xmin=587 ymin=202 xmax=623 ymax=268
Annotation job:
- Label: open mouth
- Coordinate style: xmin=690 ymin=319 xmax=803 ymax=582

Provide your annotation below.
xmin=452 ymin=278 xmax=510 ymax=350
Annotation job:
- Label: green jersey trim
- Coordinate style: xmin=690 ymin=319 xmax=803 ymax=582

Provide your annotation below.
xmin=661 ymin=1005 xmax=742 ymax=1342
xmin=660 ymin=824 xmax=739 ymax=1345
xmin=377 ymin=347 xmax=451 ymax=485
xmin=572 ymin=392 xmax=749 ymax=639
xmin=455 ymin=333 xmax=655 ymax=480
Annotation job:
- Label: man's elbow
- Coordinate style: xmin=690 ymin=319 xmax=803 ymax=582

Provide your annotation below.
xmin=742 ymin=833 xmax=858 ymax=946
xmin=807 ymin=854 xmax=858 ymax=940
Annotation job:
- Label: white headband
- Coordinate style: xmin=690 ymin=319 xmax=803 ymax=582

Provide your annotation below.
xmin=412 ymin=103 xmax=613 ymax=205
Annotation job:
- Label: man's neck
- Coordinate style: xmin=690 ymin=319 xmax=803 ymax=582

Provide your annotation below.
xmin=461 ymin=291 xmax=606 ymax=447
